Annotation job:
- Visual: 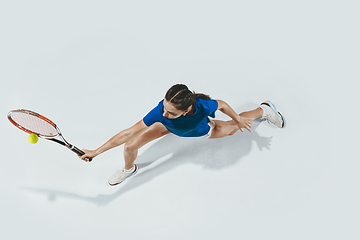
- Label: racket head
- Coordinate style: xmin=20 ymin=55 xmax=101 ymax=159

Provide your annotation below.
xmin=8 ymin=109 xmax=59 ymax=138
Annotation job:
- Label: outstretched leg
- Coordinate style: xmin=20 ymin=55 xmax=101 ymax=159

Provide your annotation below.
xmin=123 ymin=123 xmax=170 ymax=169
xmin=209 ymin=107 xmax=263 ymax=139
xmin=239 ymin=107 xmax=263 ymax=119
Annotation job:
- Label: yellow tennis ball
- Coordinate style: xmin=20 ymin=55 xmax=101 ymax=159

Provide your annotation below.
xmin=28 ymin=134 xmax=39 ymax=144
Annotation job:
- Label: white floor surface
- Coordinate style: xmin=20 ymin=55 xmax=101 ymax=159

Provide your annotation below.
xmin=1 ymin=1 xmax=359 ymax=239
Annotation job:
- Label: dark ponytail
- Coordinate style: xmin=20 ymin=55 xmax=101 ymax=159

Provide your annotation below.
xmin=165 ymin=84 xmax=211 ymax=111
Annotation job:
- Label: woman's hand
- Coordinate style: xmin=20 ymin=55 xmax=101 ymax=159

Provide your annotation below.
xmin=217 ymin=100 xmax=254 ymax=133
xmin=236 ymin=116 xmax=254 ymax=132
xmin=79 ymin=149 xmax=98 ymax=162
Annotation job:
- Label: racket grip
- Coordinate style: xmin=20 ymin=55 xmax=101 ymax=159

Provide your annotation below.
xmin=72 ymin=146 xmax=93 ymax=162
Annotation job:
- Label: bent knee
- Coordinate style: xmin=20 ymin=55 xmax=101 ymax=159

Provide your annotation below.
xmin=124 ymin=141 xmax=138 ymax=153
xmin=211 ymin=123 xmax=238 ymax=138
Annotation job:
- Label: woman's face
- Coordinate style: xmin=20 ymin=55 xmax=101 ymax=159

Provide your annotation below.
xmin=163 ymin=100 xmax=187 ymax=119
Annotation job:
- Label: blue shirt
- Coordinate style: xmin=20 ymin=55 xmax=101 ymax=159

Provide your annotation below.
xmin=143 ymin=98 xmax=218 ymax=137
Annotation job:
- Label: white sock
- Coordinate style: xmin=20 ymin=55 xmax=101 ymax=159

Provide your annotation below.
xmin=124 ymin=165 xmax=135 ymax=173
xmin=260 ymin=105 xmax=266 ymax=117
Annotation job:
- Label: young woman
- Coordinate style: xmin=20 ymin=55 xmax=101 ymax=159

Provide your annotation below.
xmin=80 ymin=84 xmax=285 ymax=185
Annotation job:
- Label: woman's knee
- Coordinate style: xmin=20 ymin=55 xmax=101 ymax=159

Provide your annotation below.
xmin=124 ymin=141 xmax=138 ymax=153
xmin=211 ymin=121 xmax=238 ymax=138
xmin=218 ymin=125 xmax=238 ymax=136
xmin=124 ymin=125 xmax=169 ymax=153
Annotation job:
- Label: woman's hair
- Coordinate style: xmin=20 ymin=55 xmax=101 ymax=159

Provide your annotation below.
xmin=165 ymin=84 xmax=211 ymax=111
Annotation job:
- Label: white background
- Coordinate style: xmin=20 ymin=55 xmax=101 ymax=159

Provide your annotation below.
xmin=1 ymin=1 xmax=359 ymax=239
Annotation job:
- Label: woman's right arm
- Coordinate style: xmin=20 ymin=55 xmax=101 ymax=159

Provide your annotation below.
xmin=80 ymin=120 xmax=148 ymax=161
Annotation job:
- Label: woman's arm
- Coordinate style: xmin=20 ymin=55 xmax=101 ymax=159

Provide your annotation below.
xmin=216 ymin=100 xmax=241 ymax=123
xmin=80 ymin=120 xmax=148 ymax=161
xmin=216 ymin=100 xmax=253 ymax=132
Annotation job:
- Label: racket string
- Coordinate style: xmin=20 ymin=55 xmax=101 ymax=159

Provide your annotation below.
xmin=10 ymin=112 xmax=58 ymax=137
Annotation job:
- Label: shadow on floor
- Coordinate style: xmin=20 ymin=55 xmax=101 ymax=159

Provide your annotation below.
xmin=23 ymin=117 xmax=272 ymax=206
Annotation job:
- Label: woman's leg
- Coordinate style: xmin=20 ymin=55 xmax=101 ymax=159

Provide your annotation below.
xmin=209 ymin=107 xmax=263 ymax=139
xmin=123 ymin=122 xmax=170 ymax=169
xmin=239 ymin=107 xmax=263 ymax=119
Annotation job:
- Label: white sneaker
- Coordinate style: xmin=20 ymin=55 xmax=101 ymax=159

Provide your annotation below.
xmin=260 ymin=101 xmax=286 ymax=128
xmin=108 ymin=164 xmax=138 ymax=186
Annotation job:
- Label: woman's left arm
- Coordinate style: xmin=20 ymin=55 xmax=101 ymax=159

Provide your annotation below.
xmin=216 ymin=100 xmax=253 ymax=132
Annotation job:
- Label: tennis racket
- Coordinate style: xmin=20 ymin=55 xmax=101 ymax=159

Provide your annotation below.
xmin=8 ymin=109 xmax=92 ymax=161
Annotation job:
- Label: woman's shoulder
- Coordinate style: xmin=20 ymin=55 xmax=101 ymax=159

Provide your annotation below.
xmin=146 ymin=99 xmax=164 ymax=115
xmin=196 ymin=98 xmax=218 ymax=115
xmin=196 ymin=98 xmax=218 ymax=107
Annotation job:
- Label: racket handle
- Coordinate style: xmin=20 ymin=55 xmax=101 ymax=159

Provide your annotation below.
xmin=72 ymin=146 xmax=93 ymax=162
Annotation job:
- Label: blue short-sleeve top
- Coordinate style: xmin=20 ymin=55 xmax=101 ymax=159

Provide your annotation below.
xmin=143 ymin=98 xmax=218 ymax=137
